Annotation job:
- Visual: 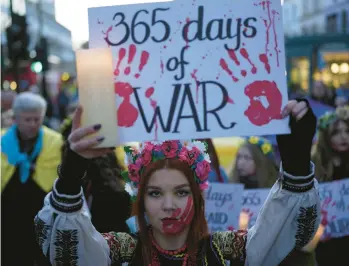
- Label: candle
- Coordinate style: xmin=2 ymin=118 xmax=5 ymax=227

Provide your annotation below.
xmin=239 ymin=211 xmax=250 ymax=230
xmin=76 ymin=47 xmax=118 ymax=148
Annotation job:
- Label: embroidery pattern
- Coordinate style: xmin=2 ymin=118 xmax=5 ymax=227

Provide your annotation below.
xmin=54 ymin=230 xmax=79 ymax=266
xmin=212 ymin=230 xmax=247 ymax=261
xmin=102 ymin=232 xmax=137 ymax=263
xmin=295 ymin=205 xmax=318 ymax=249
xmin=34 ymin=216 xmax=51 ymax=251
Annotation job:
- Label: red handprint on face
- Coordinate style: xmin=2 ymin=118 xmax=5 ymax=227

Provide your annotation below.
xmin=114 ymin=44 xmax=150 ymax=128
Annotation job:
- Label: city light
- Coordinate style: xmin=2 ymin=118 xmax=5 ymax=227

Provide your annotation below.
xmin=3 ymin=80 xmax=10 ymax=90
xmin=61 ymin=72 xmax=70 ymax=81
xmin=31 ymin=61 xmax=43 ymax=73
xmin=330 ymin=63 xmax=340 ymax=74
xmin=339 ymin=63 xmax=349 ymax=74
xmin=10 ymin=81 xmax=17 ymax=90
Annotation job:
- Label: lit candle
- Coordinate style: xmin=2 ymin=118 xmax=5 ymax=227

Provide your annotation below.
xmin=75 ymin=47 xmax=118 ymax=148
xmin=239 ymin=211 xmax=250 ymax=230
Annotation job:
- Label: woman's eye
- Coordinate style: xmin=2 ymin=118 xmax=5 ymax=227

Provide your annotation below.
xmin=176 ymin=190 xmax=190 ymax=197
xmin=148 ymin=191 xmax=161 ymax=197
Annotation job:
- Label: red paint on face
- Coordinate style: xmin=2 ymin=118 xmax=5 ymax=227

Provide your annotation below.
xmin=161 ymin=197 xmax=194 ymax=235
xmin=244 ymin=80 xmax=282 ymax=126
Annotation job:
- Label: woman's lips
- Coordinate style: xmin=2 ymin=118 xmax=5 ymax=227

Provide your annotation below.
xmin=244 ymin=80 xmax=282 ymax=126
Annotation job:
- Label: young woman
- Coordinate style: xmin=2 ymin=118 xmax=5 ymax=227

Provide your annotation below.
xmin=312 ymin=106 xmax=349 ymax=266
xmin=313 ymin=106 xmax=349 ymax=182
xmin=229 ymin=136 xmax=278 ymax=188
xmin=229 ymin=137 xmax=317 ymax=266
xmin=34 ymin=100 xmax=320 ymax=266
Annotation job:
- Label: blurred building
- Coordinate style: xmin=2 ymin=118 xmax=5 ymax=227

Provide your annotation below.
xmin=1 ymin=0 xmax=75 ymax=92
xmin=282 ymin=0 xmax=349 ymax=93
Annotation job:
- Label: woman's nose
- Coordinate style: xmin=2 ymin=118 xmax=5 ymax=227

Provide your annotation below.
xmin=162 ymin=194 xmax=175 ymax=211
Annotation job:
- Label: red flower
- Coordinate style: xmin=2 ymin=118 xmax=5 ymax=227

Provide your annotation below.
xmin=141 ymin=149 xmax=152 ymax=166
xmin=161 ymin=141 xmax=178 ymax=158
xmin=179 ymin=147 xmax=200 ymax=166
xmin=128 ymin=164 xmax=140 ymax=183
xmin=195 ymin=160 xmax=211 ymax=181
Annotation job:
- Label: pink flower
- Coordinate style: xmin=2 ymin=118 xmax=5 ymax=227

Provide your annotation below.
xmin=161 ymin=141 xmax=178 ymax=158
xmin=179 ymin=147 xmax=200 ymax=166
xmin=195 ymin=160 xmax=211 ymax=181
xmin=199 ymin=181 xmax=209 ymax=191
xmin=143 ymin=142 xmax=154 ymax=151
xmin=141 ymin=149 xmax=152 ymax=166
xmin=135 ymin=158 xmax=142 ymax=168
xmin=128 ymin=164 xmax=140 ymax=183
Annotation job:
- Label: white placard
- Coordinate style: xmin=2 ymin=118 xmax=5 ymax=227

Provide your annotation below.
xmin=88 ymin=0 xmax=290 ymax=144
xmin=204 ymin=183 xmax=244 ymax=232
xmin=319 ymin=178 xmax=349 ymax=240
xmin=241 ymin=188 xmax=270 ymax=228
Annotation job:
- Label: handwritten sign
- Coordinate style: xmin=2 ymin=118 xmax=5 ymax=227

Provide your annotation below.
xmin=204 ymin=183 xmax=244 ymax=232
xmin=319 ymin=178 xmax=349 ymax=240
xmin=88 ymin=0 xmax=289 ymax=144
xmin=241 ymin=188 xmax=269 ymax=228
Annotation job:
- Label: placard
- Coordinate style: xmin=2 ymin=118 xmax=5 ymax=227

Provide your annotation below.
xmin=241 ymin=188 xmax=270 ymax=228
xmin=319 ymin=178 xmax=349 ymax=240
xmin=88 ymin=0 xmax=289 ymax=143
xmin=204 ymin=183 xmax=244 ymax=232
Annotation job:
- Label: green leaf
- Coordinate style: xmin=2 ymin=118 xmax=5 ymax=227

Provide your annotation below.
xmin=121 ymin=170 xmax=130 ymax=182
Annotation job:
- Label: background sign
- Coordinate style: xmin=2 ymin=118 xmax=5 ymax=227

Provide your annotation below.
xmin=88 ymin=0 xmax=289 ymax=144
xmin=319 ymin=178 xmax=349 ymax=240
xmin=204 ymin=183 xmax=244 ymax=232
xmin=242 ymin=188 xmax=270 ymax=228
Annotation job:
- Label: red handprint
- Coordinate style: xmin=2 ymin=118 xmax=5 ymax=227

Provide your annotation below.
xmin=219 ymin=0 xmax=283 ymax=126
xmin=114 ymin=44 xmax=150 ymax=128
xmin=220 ymin=46 xmax=282 ymax=126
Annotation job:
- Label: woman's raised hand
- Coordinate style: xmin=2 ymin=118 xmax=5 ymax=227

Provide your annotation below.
xmin=68 ymin=106 xmax=114 ymax=159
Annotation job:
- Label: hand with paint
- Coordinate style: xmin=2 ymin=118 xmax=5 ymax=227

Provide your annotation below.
xmin=277 ymin=99 xmax=317 ymax=176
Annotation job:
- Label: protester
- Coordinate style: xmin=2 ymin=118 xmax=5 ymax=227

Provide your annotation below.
xmin=312 ymin=106 xmax=349 ymax=266
xmin=229 ymin=136 xmax=317 ymax=266
xmin=229 ymin=136 xmax=278 ymax=188
xmin=34 ymin=100 xmax=320 ymax=266
xmin=1 ymin=92 xmax=63 ymax=266
xmin=310 ymin=81 xmax=335 ymax=107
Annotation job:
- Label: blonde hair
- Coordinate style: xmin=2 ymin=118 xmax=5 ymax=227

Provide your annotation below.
xmin=312 ymin=119 xmax=349 ymax=182
xmin=229 ymin=142 xmax=278 ymax=188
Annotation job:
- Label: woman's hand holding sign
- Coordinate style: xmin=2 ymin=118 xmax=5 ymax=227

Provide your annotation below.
xmin=277 ymin=99 xmax=317 ymax=176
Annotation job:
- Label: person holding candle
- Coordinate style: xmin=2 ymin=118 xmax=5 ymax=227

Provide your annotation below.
xmin=34 ymin=100 xmax=320 ymax=266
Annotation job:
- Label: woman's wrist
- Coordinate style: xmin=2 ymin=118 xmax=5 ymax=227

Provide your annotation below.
xmin=59 ymin=143 xmax=90 ymax=180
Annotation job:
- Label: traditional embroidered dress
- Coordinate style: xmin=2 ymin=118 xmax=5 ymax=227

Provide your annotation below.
xmin=35 ymin=162 xmax=320 ymax=266
xmin=1 ymin=125 xmax=63 ymax=265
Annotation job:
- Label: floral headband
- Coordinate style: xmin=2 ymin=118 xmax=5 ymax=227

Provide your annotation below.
xmin=247 ymin=136 xmax=274 ymax=158
xmin=318 ymin=106 xmax=349 ymax=131
xmin=122 ymin=140 xmax=211 ymax=201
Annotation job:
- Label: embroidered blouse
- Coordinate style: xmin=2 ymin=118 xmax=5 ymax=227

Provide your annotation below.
xmin=35 ymin=163 xmax=320 ymax=266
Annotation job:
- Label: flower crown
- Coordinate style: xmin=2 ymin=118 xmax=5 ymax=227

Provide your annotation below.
xmin=122 ymin=140 xmax=211 ymax=201
xmin=247 ymin=136 xmax=274 ymax=158
xmin=318 ymin=106 xmax=349 ymax=130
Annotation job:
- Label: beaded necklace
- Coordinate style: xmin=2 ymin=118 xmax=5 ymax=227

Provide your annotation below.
xmin=149 ymin=233 xmax=195 ymax=266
